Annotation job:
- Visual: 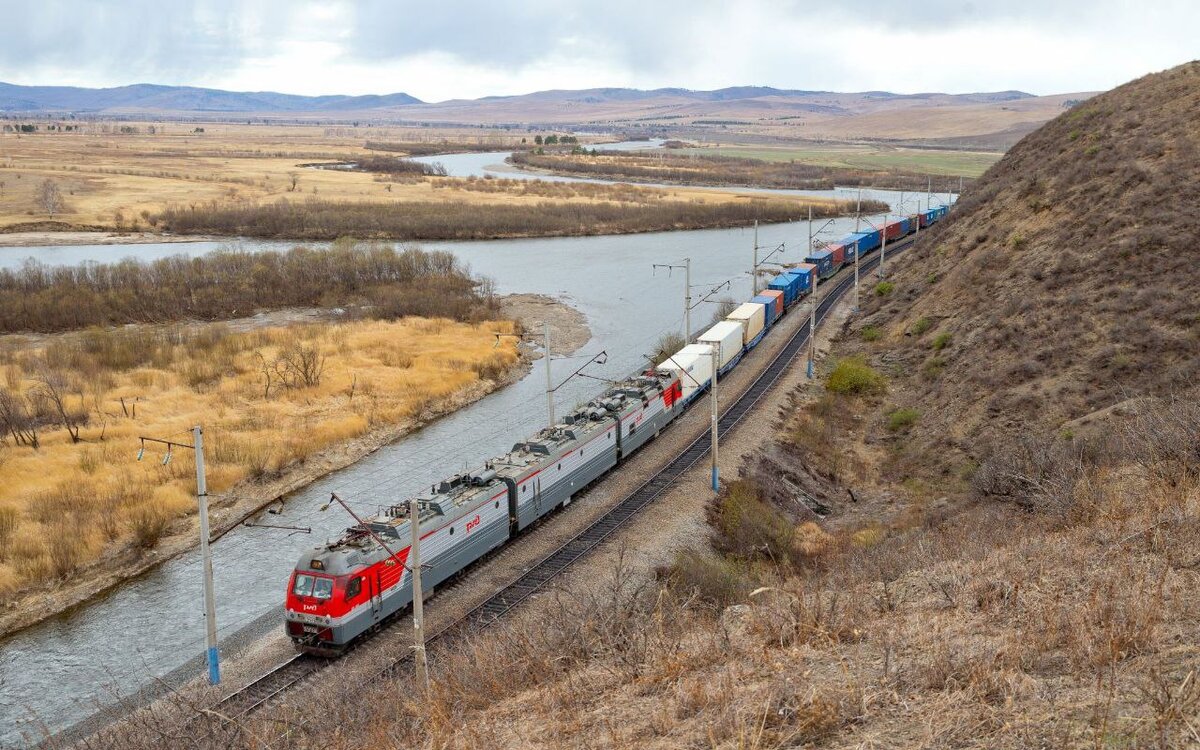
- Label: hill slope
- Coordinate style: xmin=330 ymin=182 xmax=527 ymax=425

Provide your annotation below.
xmin=852 ymin=61 xmax=1200 ymax=467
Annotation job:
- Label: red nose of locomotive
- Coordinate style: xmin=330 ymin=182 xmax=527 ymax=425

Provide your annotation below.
xmin=285 ymin=551 xmax=344 ymax=645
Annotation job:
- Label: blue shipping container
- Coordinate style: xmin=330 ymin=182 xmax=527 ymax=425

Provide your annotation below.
xmin=788 ymin=266 xmax=815 ymax=293
xmin=768 ymin=273 xmax=802 ymax=307
xmin=850 ymin=230 xmax=881 ymax=252
xmin=804 ymin=249 xmax=834 ymax=279
xmin=751 ymin=294 xmax=778 ymax=327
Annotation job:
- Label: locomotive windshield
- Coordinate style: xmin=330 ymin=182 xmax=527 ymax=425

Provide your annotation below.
xmin=293 ymin=573 xmax=334 ymax=600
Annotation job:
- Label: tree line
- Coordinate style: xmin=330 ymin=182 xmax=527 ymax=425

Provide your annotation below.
xmin=0 ymin=242 xmax=499 ymax=333
xmin=153 ymin=196 xmax=857 ymax=242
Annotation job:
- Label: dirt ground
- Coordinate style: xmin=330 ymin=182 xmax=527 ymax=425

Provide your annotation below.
xmin=0 ymin=294 xmax=589 ymax=642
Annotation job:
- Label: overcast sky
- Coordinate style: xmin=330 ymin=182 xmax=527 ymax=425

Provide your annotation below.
xmin=2 ymin=1 xmax=1196 ymax=100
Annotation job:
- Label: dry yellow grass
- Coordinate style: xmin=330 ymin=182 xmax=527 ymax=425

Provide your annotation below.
xmin=0 ymin=316 xmax=519 ymax=598
xmin=0 ymin=123 xmax=823 ymax=232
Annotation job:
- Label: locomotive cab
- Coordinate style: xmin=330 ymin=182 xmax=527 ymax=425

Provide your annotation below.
xmin=284 ymin=547 xmax=374 ymax=652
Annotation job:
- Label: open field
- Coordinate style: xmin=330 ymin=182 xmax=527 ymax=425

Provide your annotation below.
xmin=0 ymin=316 xmax=520 ymax=604
xmin=511 ymin=148 xmax=952 ymax=192
xmin=676 ymin=142 xmax=1001 ymax=178
xmin=0 ymin=123 xmax=859 ymax=238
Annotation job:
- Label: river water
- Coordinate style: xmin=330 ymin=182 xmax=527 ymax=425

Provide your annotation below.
xmin=0 ymin=142 xmax=949 ymax=745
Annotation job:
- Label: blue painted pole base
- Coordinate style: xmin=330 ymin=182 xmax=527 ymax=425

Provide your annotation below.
xmin=806 ymin=359 xmax=814 ymax=379
xmin=207 ymin=645 xmax=220 ymax=685
xmin=711 ymin=466 xmax=719 ymax=492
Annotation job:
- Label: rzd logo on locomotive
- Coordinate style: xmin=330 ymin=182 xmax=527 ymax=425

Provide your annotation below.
xmin=465 ymin=514 xmax=481 ymax=534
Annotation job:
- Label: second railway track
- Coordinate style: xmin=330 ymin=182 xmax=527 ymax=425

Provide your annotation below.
xmin=214 ymin=236 xmax=916 ymax=719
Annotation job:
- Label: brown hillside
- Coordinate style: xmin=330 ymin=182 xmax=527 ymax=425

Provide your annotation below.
xmin=853 ymin=61 xmax=1200 ymax=467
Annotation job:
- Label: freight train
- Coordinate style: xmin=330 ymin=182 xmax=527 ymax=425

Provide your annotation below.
xmin=284 ymin=203 xmax=949 ymax=653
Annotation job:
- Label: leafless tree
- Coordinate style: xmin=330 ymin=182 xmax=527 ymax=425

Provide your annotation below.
xmin=38 ymin=178 xmax=64 ymax=218
xmin=256 ymin=340 xmax=326 ymax=397
xmin=277 ymin=339 xmax=326 ymax=389
xmin=0 ymin=387 xmax=39 ymax=448
xmin=33 ymin=370 xmax=84 ymax=443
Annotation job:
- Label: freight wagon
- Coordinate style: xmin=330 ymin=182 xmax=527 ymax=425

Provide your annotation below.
xmin=805 ymin=248 xmax=836 ymax=279
xmin=767 ymin=272 xmax=803 ymax=307
xmin=751 ymin=294 xmax=780 ymax=326
xmin=726 ymin=302 xmax=767 ymax=349
xmin=698 ymin=320 xmax=745 ymax=375
xmin=760 ymin=289 xmax=785 ymax=319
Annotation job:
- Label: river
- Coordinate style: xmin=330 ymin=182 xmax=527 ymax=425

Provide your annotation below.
xmin=0 ymin=142 xmax=949 ymax=745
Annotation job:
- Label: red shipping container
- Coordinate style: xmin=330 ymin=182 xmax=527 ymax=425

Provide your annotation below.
xmin=761 ymin=289 xmax=785 ymax=319
xmin=884 ymin=220 xmax=904 ymax=239
xmin=829 ymin=244 xmax=845 ymax=267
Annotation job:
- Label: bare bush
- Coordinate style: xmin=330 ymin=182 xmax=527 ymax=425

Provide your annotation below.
xmin=972 ymin=434 xmax=1085 ymax=511
xmin=0 ymin=386 xmax=39 ymax=447
xmin=32 ymin=369 xmax=85 ymax=443
xmin=38 ymin=178 xmax=64 ymax=217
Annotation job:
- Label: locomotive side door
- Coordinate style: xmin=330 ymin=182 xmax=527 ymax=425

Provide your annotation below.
xmin=371 ymin=571 xmax=382 ymax=620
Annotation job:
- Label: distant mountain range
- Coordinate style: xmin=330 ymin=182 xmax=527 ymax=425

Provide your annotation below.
xmin=0 ymin=81 xmax=1038 ymax=116
xmin=0 ymin=81 xmax=1090 ymax=149
xmin=0 ymin=82 xmax=423 ymax=113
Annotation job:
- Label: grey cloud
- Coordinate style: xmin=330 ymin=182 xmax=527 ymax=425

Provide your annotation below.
xmin=0 ymin=0 xmax=284 ymax=84
xmin=342 ymin=0 xmax=721 ymax=77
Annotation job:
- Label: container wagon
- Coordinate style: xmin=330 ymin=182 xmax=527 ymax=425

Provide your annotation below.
xmin=768 ymin=272 xmax=802 ymax=307
xmin=805 ymin=248 xmax=836 ymax=280
xmin=726 ymin=302 xmax=767 ymax=349
xmin=760 ymin=289 xmax=785 ymax=319
xmin=698 ymin=320 xmax=744 ymax=375
xmin=790 ymin=264 xmax=817 ymax=298
xmin=751 ymin=294 xmax=780 ymax=326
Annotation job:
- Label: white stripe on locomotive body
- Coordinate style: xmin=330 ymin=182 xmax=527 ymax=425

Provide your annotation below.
xmin=514 ymin=422 xmax=617 ymax=498
xmin=389 ymin=486 xmax=510 ymax=595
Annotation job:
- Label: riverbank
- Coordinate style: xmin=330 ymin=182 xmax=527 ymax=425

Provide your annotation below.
xmin=0 ymin=229 xmax=230 ymax=247
xmin=0 ymin=293 xmax=589 ymax=641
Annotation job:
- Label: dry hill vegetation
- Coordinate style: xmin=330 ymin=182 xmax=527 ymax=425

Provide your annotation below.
xmin=841 ymin=61 xmax=1200 ymax=477
xmin=0 ymin=243 xmax=520 ymax=609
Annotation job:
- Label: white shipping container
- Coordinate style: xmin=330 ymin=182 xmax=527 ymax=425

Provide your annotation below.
xmin=698 ymin=321 xmax=743 ymax=369
xmin=659 ymin=344 xmax=714 ymax=403
xmin=726 ymin=302 xmax=766 ymax=345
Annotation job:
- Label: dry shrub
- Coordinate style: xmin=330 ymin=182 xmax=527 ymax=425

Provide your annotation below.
xmin=1065 ymin=571 xmax=1165 ymax=670
xmin=0 ymin=503 xmax=17 ymax=559
xmin=709 ymin=479 xmax=798 ymax=566
xmin=667 ymin=549 xmax=752 ymax=606
xmin=0 ymin=243 xmax=497 ymax=334
xmin=127 ymin=504 xmax=172 ymax=549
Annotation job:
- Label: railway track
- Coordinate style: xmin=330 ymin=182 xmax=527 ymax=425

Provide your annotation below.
xmin=214 ymin=236 xmax=917 ymax=719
